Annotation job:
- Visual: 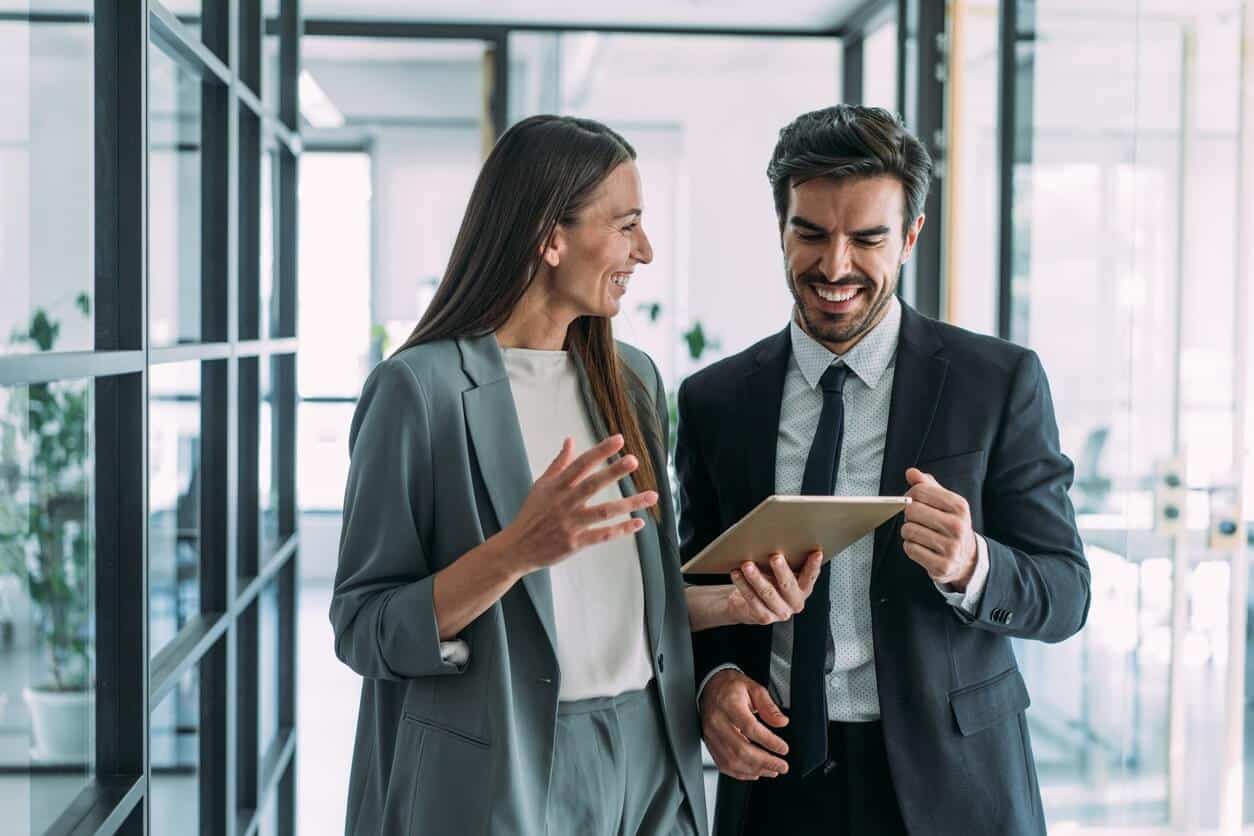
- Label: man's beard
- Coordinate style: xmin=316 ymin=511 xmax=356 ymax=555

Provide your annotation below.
xmin=788 ymin=268 xmax=894 ymax=346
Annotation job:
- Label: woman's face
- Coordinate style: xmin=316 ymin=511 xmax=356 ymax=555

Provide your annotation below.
xmin=545 ymin=161 xmax=654 ymax=320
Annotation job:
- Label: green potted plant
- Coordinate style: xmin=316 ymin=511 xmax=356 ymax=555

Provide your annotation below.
xmin=0 ymin=293 xmax=93 ymax=763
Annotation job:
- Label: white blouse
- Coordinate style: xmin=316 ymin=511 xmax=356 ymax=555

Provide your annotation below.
xmin=502 ymin=347 xmax=653 ymax=701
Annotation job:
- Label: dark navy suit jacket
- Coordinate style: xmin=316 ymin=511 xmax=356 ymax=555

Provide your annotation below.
xmin=678 ymin=303 xmax=1090 ymax=836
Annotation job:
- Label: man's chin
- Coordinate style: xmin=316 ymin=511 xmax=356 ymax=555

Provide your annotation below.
xmin=800 ymin=306 xmax=868 ymax=343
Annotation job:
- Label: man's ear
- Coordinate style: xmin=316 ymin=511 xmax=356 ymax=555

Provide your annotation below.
xmin=540 ymin=225 xmax=566 ymax=268
xmin=899 ymin=214 xmax=926 ymax=265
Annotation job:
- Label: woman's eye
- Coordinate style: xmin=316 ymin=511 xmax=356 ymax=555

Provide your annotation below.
xmin=622 ymin=223 xmax=638 ymax=233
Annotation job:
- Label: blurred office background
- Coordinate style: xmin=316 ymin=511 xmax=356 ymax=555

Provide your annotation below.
xmin=4 ymin=0 xmax=1254 ymax=833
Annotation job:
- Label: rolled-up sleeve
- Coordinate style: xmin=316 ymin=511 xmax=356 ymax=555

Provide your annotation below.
xmin=329 ymin=359 xmax=468 ymax=679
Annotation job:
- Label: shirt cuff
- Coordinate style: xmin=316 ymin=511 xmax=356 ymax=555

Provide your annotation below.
xmin=439 ymin=639 xmax=470 ymax=667
xmin=697 ymin=663 xmax=743 ymax=704
xmin=934 ymin=535 xmax=990 ymax=616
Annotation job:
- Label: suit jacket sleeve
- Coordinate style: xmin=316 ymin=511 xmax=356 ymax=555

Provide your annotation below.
xmin=676 ymin=378 xmax=740 ymax=686
xmin=329 ymin=359 xmax=467 ymax=680
xmin=968 ymin=349 xmax=1091 ymax=642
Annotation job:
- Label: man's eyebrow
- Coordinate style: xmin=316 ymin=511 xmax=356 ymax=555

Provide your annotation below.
xmin=614 ymin=209 xmax=643 ymax=220
xmin=851 ymin=225 xmax=892 ymax=237
xmin=788 ymin=216 xmax=827 ymax=233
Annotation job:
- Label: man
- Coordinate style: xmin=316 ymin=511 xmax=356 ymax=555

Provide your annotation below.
xmin=677 ymin=105 xmax=1090 ymax=836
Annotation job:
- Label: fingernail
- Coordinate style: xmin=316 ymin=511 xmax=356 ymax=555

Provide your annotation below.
xmin=744 ymin=564 xmax=757 ymax=575
xmin=771 ymin=555 xmax=784 ymax=565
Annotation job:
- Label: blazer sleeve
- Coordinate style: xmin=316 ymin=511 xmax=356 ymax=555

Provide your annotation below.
xmin=675 ymin=378 xmax=739 ymax=685
xmin=966 ymin=349 xmax=1092 ymax=642
xmin=329 ymin=359 xmax=467 ymax=680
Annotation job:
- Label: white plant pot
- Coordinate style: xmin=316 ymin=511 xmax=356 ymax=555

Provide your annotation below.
xmin=22 ymin=687 xmax=92 ymax=764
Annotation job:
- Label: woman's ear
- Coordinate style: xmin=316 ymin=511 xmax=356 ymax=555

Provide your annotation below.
xmin=540 ymin=225 xmax=565 ymax=268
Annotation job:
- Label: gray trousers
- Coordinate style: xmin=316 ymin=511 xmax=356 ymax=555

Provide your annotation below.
xmin=546 ymin=681 xmax=698 ymax=836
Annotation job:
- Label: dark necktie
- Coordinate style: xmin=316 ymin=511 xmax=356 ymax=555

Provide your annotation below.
xmin=789 ymin=362 xmax=847 ymax=776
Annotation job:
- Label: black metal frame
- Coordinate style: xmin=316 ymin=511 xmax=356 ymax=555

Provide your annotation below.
xmin=888 ymin=0 xmax=948 ymax=319
xmin=996 ymin=0 xmax=1032 ymax=341
xmin=1 ymin=2 xmax=301 ymax=834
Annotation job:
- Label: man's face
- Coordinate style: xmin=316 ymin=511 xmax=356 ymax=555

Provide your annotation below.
xmin=781 ymin=175 xmax=924 ymax=354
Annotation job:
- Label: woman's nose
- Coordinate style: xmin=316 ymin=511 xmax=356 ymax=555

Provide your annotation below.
xmin=634 ymin=225 xmax=654 ymax=265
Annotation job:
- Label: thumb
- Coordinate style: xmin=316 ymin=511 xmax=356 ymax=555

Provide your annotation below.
xmin=905 ymin=467 xmax=936 ymax=487
xmin=749 ymin=681 xmax=788 ymax=728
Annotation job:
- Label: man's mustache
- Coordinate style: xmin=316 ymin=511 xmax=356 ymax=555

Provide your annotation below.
xmin=797 ymin=272 xmax=874 ymax=290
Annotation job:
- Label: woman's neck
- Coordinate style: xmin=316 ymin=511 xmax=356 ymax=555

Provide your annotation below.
xmin=496 ymin=285 xmax=575 ymax=350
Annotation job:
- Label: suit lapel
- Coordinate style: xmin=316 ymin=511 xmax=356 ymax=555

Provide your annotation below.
xmin=458 ymin=335 xmax=559 ymax=658
xmin=570 ymin=352 xmax=667 ymax=655
xmin=741 ymin=328 xmax=793 ymax=511
xmin=873 ymin=305 xmax=948 ymax=577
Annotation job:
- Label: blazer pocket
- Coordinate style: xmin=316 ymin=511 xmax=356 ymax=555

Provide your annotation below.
xmin=949 ymin=667 xmax=1031 ymax=737
xmin=917 ymin=448 xmax=985 ymax=474
xmin=403 ymin=712 xmax=490 ymax=748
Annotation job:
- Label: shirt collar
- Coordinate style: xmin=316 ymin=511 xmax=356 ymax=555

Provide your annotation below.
xmin=788 ymin=295 xmax=901 ymax=390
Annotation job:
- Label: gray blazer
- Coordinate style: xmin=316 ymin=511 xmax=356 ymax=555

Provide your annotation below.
xmin=330 ymin=333 xmax=708 ymax=835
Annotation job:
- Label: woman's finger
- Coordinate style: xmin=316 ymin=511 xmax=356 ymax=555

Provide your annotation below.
xmin=573 ymin=492 xmax=657 ymax=526
xmin=568 ymin=455 xmax=639 ymax=504
xmin=557 ymin=434 xmax=626 ymax=488
xmin=573 ymin=516 xmax=646 ymax=549
xmin=540 ymin=437 xmax=575 ymax=481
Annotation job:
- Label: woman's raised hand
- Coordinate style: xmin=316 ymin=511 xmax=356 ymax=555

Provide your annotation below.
xmin=502 ymin=434 xmax=658 ymax=575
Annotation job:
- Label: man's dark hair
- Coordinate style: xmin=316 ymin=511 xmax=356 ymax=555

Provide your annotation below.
xmin=767 ymin=105 xmax=933 ymax=237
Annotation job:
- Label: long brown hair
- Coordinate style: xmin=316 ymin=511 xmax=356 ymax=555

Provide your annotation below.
xmin=392 ymin=115 xmax=661 ymax=513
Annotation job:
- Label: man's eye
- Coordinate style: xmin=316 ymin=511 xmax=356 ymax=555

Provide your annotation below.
xmin=855 ymin=238 xmax=884 ymax=247
xmin=797 ymin=232 xmax=824 ymax=241
xmin=622 ymin=223 xmax=638 ymax=232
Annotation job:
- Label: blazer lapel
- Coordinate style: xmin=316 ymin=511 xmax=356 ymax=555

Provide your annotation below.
xmin=873 ymin=305 xmax=948 ymax=577
xmin=458 ymin=335 xmax=559 ymax=658
xmin=570 ymin=353 xmax=666 ymax=655
xmin=741 ymin=327 xmax=792 ymax=511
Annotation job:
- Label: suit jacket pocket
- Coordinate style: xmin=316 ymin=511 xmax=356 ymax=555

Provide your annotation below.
xmin=396 ymin=713 xmax=493 ymax=835
xmin=917 ymin=448 xmax=985 ymax=476
xmin=949 ymin=667 xmax=1030 ymax=736
xmin=403 ymin=712 xmax=490 ymax=748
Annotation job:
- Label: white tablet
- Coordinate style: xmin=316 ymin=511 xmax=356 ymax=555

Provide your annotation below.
xmin=680 ymin=495 xmax=910 ymax=575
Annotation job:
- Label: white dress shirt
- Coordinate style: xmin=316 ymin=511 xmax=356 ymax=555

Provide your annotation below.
xmin=503 ymin=347 xmax=654 ymax=701
xmin=699 ymin=298 xmax=989 ymax=719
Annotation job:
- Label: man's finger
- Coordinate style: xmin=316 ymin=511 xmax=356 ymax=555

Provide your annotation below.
xmin=904 ymin=498 xmax=963 ymax=536
xmin=798 ymin=551 xmax=823 ymax=594
xmin=741 ymin=561 xmax=794 ymax=620
xmin=710 ymin=715 xmax=787 ymax=777
xmin=905 ymin=478 xmax=966 ymax=515
xmin=901 ymin=521 xmax=949 ymax=554
xmin=905 ymin=467 xmax=938 ymax=487
xmin=903 ymin=540 xmax=948 ymax=576
xmin=730 ymin=570 xmax=778 ymax=624
xmin=764 ymin=553 xmax=806 ymax=611
xmin=747 ymin=681 xmax=789 ymax=729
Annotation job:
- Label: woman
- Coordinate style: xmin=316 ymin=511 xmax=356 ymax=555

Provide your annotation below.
xmin=330 ymin=115 xmax=822 ymax=836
